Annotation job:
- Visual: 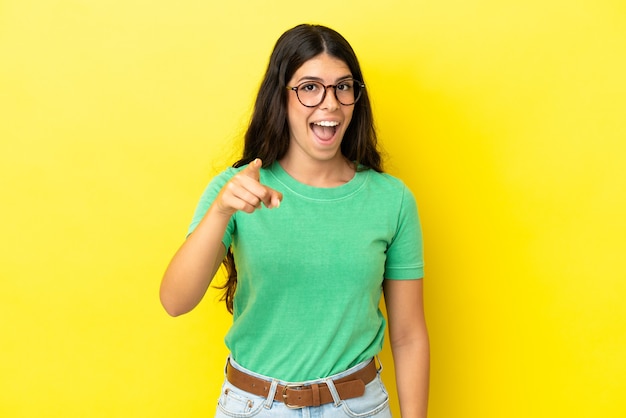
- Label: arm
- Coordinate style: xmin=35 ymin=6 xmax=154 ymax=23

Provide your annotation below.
xmin=159 ymin=159 xmax=282 ymax=316
xmin=159 ymin=205 xmax=230 ymax=317
xmin=383 ymin=278 xmax=429 ymax=418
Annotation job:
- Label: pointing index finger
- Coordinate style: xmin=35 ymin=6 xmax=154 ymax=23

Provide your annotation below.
xmin=242 ymin=158 xmax=262 ymax=181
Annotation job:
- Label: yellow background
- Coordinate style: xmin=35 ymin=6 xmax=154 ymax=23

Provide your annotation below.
xmin=1 ymin=0 xmax=625 ymax=417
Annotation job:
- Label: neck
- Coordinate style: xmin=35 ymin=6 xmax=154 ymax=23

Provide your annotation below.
xmin=278 ymin=157 xmax=356 ymax=188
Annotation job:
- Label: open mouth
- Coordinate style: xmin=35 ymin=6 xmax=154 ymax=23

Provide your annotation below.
xmin=310 ymin=121 xmax=339 ymax=141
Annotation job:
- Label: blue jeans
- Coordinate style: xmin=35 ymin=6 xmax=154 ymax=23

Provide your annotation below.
xmin=214 ymin=357 xmax=392 ymax=418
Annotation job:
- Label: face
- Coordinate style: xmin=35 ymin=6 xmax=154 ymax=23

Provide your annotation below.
xmin=284 ymin=53 xmax=355 ymax=166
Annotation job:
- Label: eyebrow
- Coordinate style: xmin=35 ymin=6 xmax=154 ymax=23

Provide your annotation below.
xmin=295 ymin=74 xmax=353 ymax=84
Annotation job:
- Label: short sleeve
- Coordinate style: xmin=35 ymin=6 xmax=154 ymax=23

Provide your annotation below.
xmin=384 ymin=185 xmax=424 ymax=280
xmin=187 ymin=167 xmax=239 ymax=250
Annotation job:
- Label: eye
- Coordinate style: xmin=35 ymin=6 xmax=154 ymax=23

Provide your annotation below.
xmin=299 ymin=82 xmax=321 ymax=93
xmin=336 ymin=80 xmax=354 ymax=91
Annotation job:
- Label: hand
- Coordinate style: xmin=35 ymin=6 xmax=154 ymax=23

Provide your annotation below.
xmin=214 ymin=158 xmax=283 ymax=216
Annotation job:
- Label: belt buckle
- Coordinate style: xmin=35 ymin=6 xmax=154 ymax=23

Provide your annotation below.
xmin=282 ymin=384 xmax=306 ymax=409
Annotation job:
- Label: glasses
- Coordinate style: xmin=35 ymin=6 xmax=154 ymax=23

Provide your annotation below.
xmin=286 ymin=78 xmax=365 ymax=107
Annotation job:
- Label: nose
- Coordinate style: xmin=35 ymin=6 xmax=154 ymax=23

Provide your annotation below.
xmin=320 ymin=85 xmax=340 ymax=110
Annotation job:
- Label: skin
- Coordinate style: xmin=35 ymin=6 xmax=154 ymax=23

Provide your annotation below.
xmin=159 ymin=52 xmax=429 ymax=417
xmin=159 ymin=158 xmax=281 ymax=317
xmin=280 ymin=53 xmax=356 ymax=187
xmin=384 ymin=279 xmax=430 ymax=418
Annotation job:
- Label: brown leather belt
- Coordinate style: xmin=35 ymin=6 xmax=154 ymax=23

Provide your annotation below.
xmin=225 ymin=359 xmax=378 ymax=408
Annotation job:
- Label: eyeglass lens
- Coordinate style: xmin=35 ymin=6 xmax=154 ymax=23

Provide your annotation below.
xmin=295 ymin=80 xmax=362 ymax=107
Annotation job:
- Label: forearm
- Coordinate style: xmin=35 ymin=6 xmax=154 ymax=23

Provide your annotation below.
xmin=383 ymin=279 xmax=430 ymax=417
xmin=391 ymin=335 xmax=430 ymax=418
xmin=160 ymin=204 xmax=230 ymax=316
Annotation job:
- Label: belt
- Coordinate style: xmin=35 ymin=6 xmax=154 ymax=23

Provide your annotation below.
xmin=225 ymin=359 xmax=378 ymax=408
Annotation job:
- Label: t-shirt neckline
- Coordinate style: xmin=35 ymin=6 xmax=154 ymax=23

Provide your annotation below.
xmin=267 ymin=161 xmax=369 ymax=201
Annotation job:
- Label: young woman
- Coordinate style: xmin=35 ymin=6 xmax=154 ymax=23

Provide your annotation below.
xmin=160 ymin=24 xmax=429 ymax=418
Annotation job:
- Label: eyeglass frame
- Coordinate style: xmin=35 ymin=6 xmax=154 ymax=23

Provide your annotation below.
xmin=285 ymin=78 xmax=366 ymax=108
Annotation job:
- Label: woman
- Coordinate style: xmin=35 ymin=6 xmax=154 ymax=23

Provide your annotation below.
xmin=160 ymin=24 xmax=429 ymax=418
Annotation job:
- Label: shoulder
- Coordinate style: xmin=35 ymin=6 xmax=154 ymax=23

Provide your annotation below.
xmin=365 ymin=170 xmax=413 ymax=196
xmin=362 ymin=170 xmax=419 ymax=221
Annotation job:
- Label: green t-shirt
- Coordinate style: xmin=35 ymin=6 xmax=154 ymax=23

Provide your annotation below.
xmin=189 ymin=161 xmax=424 ymax=381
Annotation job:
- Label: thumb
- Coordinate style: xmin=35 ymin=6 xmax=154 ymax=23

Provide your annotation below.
xmin=242 ymin=158 xmax=262 ymax=181
xmin=268 ymin=189 xmax=283 ymax=209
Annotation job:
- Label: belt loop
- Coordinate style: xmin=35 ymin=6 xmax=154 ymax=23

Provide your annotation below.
xmin=324 ymin=378 xmax=342 ymax=407
xmin=223 ymin=355 xmax=231 ymax=376
xmin=310 ymin=383 xmax=321 ymax=407
xmin=264 ymin=380 xmax=278 ymax=409
xmin=375 ymin=355 xmax=383 ymax=373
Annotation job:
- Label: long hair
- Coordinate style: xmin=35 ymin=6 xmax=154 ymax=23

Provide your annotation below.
xmin=217 ymin=24 xmax=383 ymax=313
